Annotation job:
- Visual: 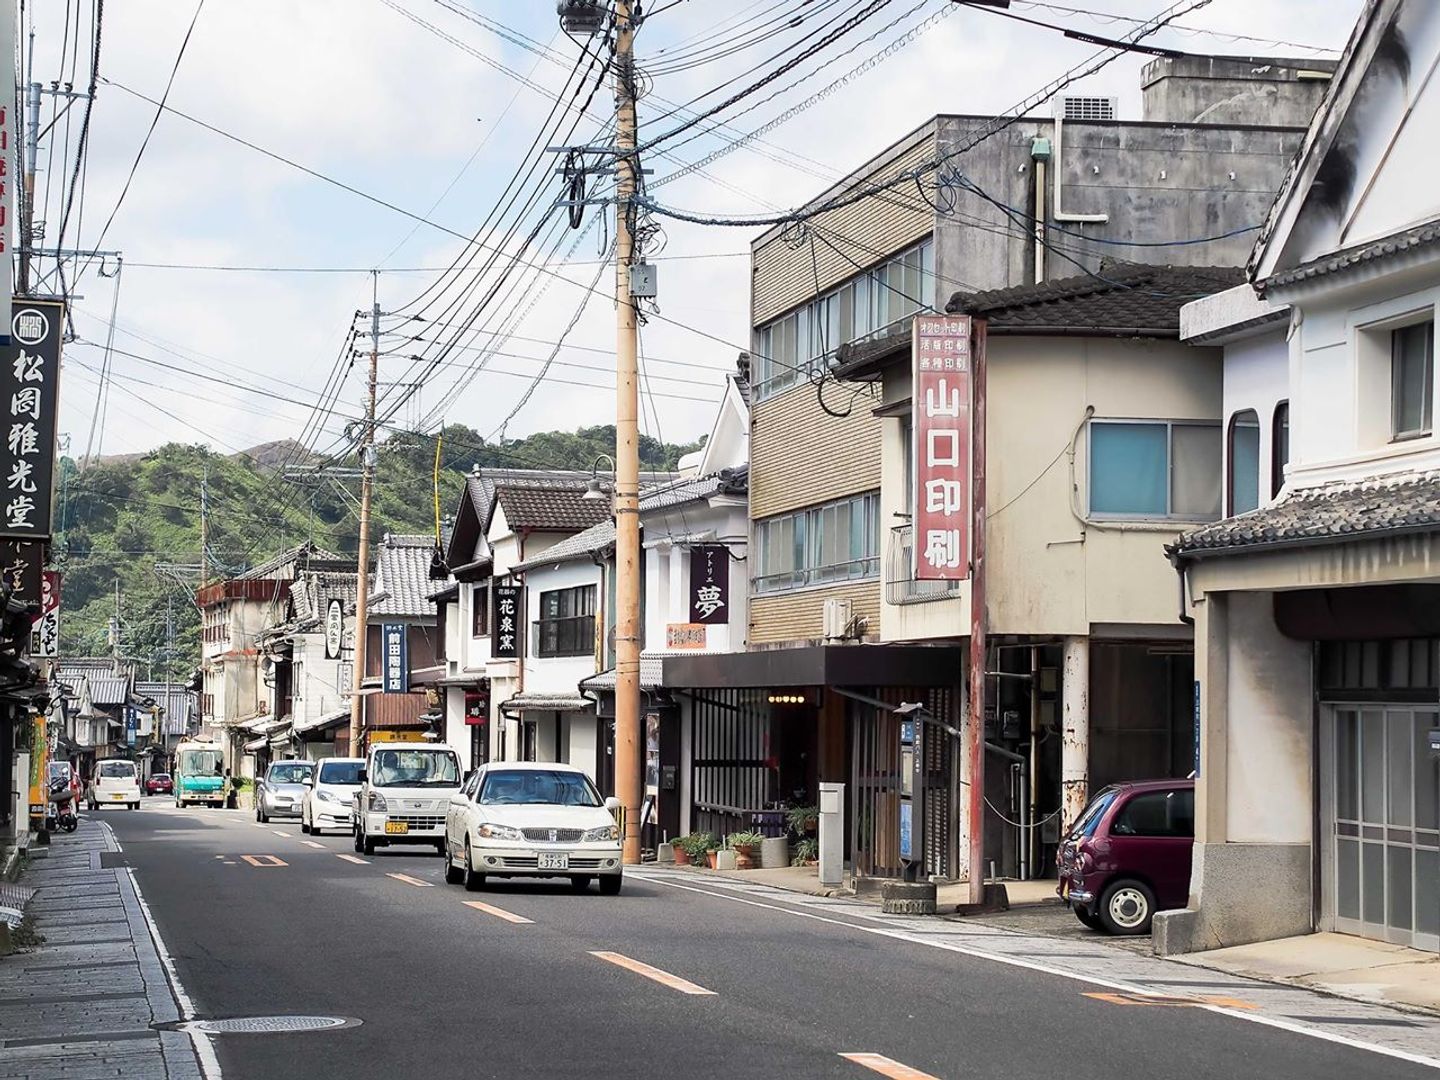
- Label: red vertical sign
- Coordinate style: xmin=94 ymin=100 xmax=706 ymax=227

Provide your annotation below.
xmin=912 ymin=314 xmax=972 ymax=580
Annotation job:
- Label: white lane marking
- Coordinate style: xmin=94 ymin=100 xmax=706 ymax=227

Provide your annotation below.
xmin=590 ymin=951 xmax=716 ymax=996
xmin=271 ymin=830 xmax=289 ymax=837
xmin=336 ymin=854 xmax=369 ymax=865
xmin=840 ymin=1053 xmax=940 ymax=1079
xmin=642 ymin=875 xmax=1440 ymax=1071
xmin=252 ymin=823 xmax=267 ymax=830
xmin=300 ymin=841 xmax=326 ymax=849
xmin=386 ymin=872 xmax=434 ymax=888
xmin=462 ymin=900 xmax=533 ymax=925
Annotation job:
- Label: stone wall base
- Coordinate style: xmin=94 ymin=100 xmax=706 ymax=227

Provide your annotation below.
xmin=1153 ymin=842 xmax=1312 ymax=956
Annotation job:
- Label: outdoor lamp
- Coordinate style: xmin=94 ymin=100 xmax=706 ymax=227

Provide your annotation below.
xmin=583 ymin=453 xmax=616 ymax=502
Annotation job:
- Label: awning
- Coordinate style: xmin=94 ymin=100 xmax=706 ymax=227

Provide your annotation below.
xmin=435 ymin=673 xmax=486 ymax=687
xmin=294 ymin=708 xmax=349 ymax=737
xmin=661 ymin=643 xmax=966 ymax=690
xmin=579 ymin=657 xmax=662 ymax=693
xmin=499 ymin=693 xmax=592 ymax=715
xmin=267 ymin=721 xmax=294 ymax=747
xmin=233 ymin=715 xmax=271 ymax=733
xmin=242 ymin=736 xmax=267 ymax=753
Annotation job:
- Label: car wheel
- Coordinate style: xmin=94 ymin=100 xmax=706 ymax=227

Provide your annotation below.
xmin=444 ymin=846 xmax=464 ymax=885
xmin=463 ymin=841 xmax=485 ymax=892
xmin=569 ymin=875 xmax=593 ymax=893
xmin=1099 ymin=879 xmax=1155 ymax=936
xmin=1073 ymin=904 xmax=1104 ymax=931
xmin=301 ymin=817 xmax=311 ymax=835
xmin=362 ymin=832 xmax=377 ymax=857
xmin=353 ymin=826 xmax=364 ymax=854
xmin=434 ymin=840 xmax=446 ymax=856
xmin=598 ymin=874 xmax=622 ymax=896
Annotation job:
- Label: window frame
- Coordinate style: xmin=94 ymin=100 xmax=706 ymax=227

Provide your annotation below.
xmin=471 ymin=583 xmax=489 ymax=638
xmin=1390 ymin=319 xmax=1435 ymax=442
xmin=1271 ymin=400 xmax=1289 ymax=499
xmin=1109 ymin=788 xmax=1195 ymax=839
xmin=754 ymin=492 xmax=881 ymax=595
xmin=535 ymin=585 xmax=597 ymax=659
xmin=1086 ymin=417 xmax=1222 ymax=522
xmin=1226 ymin=409 xmax=1261 ymax=517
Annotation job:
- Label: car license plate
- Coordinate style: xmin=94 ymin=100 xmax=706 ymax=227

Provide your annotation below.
xmin=111 ymin=793 xmax=125 ymax=801
xmin=384 ymin=821 xmax=409 ymax=835
xmin=538 ymin=853 xmax=569 ymax=871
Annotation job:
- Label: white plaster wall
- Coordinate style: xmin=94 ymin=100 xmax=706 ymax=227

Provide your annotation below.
xmin=1224 ymin=591 xmax=1314 ymax=845
xmin=1222 ymin=330 xmax=1290 ymax=502
xmin=534 ymin=712 xmax=560 ymax=762
xmin=525 ymin=560 xmax=603 ymax=694
xmin=641 ymin=499 xmax=749 ymax=654
xmin=566 ymin=715 xmax=598 ymax=781
xmin=458 ymin=584 xmax=492 ymax=673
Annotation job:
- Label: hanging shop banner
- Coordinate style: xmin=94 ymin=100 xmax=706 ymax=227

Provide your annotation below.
xmin=464 ymin=688 xmax=489 ymax=726
xmin=324 ymin=598 xmax=344 ymax=660
xmin=0 ymin=300 xmax=64 ymax=537
xmin=28 ymin=712 xmax=47 ymax=818
xmin=688 ymin=544 xmax=729 ymax=625
xmin=381 ymin=622 xmax=408 ymax=693
xmin=911 ymin=314 xmax=972 ymax=580
xmin=0 ymin=536 xmax=42 ymax=604
xmin=0 ymin=5 xmax=13 ymax=345
xmin=31 ymin=568 xmax=58 ymax=657
xmin=492 ymin=584 xmax=520 ymax=659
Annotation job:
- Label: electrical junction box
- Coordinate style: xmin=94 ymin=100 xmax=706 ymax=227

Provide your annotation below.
xmin=629 ymin=262 xmax=657 ymax=299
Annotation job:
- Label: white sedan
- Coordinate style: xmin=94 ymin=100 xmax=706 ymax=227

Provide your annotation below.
xmin=443 ymin=763 xmax=623 ymax=894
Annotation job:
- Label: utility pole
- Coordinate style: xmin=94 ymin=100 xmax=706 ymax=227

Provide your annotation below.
xmin=20 ymin=79 xmax=39 ymax=295
xmin=348 ymin=274 xmax=380 ymax=755
xmin=199 ymin=464 xmax=209 ymax=588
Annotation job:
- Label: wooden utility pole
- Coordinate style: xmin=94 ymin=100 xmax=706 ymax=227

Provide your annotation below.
xmin=199 ymin=464 xmax=209 ymax=588
xmin=967 ymin=320 xmax=988 ymax=905
xmin=348 ymin=274 xmax=380 ymax=755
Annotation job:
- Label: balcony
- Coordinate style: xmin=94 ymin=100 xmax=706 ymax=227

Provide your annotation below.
xmin=886 ymin=525 xmax=962 ymax=606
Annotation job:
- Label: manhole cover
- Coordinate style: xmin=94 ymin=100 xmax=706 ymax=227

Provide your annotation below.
xmin=173 ymin=1016 xmax=359 ymax=1035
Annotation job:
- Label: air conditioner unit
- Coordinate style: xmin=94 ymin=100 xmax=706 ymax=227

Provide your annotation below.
xmin=822 ymin=598 xmax=854 ymax=641
xmin=1054 ymin=95 xmax=1117 ymax=122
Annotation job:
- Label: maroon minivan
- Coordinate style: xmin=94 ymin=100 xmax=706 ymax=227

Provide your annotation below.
xmin=1055 ymin=778 xmax=1194 ymax=935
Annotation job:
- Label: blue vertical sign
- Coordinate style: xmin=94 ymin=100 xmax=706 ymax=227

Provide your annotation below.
xmin=1193 ymin=680 xmax=1202 ymax=778
xmin=382 ymin=623 xmax=409 ymax=693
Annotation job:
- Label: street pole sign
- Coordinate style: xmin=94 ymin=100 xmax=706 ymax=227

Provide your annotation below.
xmin=911 ymin=314 xmax=972 ymax=580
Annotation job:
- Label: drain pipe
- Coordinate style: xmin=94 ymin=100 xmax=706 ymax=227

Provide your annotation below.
xmin=1030 ymin=136 xmax=1050 ymax=282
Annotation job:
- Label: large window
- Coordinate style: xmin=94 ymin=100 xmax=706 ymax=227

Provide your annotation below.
xmin=1088 ymin=420 xmax=1221 ymax=520
xmin=1392 ymin=320 xmax=1434 ymax=440
xmin=755 ymin=492 xmax=880 ymax=594
xmin=1227 ymin=409 xmax=1260 ymax=516
xmin=1111 ymin=789 xmax=1194 ymax=838
xmin=472 ymin=584 xmax=489 ymax=637
xmin=1272 ymin=401 xmax=1289 ymax=498
xmin=753 ymin=238 xmax=935 ymax=400
xmin=537 ymin=585 xmax=596 ymax=658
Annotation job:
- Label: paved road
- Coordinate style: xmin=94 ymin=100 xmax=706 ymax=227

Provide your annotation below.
xmin=96 ymin=799 xmax=1438 ymax=1080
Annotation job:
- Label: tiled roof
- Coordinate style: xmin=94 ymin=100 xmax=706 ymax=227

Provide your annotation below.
xmin=579 ymin=657 xmax=663 ymax=692
xmin=291 ymin=571 xmax=358 ymax=623
xmin=946 ymin=265 xmax=1245 ymax=335
xmin=513 ymin=520 xmax=616 ymax=573
xmin=240 ymin=540 xmax=346 ymax=581
xmin=1262 ymin=220 xmax=1440 ymax=291
xmin=640 ymin=467 xmax=748 ymax=513
xmin=369 ymin=534 xmax=442 ymax=618
xmin=493 ymin=483 xmax=613 ymax=534
xmin=1171 ymin=470 xmax=1440 ymax=559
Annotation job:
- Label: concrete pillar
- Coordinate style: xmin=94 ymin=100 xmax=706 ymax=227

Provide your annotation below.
xmin=1060 ymin=635 xmax=1089 ymax=834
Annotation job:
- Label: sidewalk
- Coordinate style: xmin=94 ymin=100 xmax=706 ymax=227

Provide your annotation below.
xmin=0 ymin=819 xmax=207 ymax=1080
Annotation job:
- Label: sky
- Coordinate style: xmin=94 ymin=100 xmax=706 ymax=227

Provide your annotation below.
xmin=29 ymin=0 xmax=1365 ymax=468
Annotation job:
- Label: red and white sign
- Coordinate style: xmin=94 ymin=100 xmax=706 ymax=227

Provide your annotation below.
xmin=912 ymin=315 xmax=972 ymax=581
xmin=32 ymin=569 xmax=59 ymax=657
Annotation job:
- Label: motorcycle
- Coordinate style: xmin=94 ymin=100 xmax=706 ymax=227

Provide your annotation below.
xmin=47 ymin=773 xmax=79 ymax=833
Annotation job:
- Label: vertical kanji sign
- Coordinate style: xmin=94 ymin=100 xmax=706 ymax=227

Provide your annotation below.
xmin=31 ymin=569 xmax=58 ymax=657
xmin=492 ymin=584 xmax=520 ymax=659
xmin=0 ymin=301 xmax=63 ymax=537
xmin=381 ymin=622 xmax=408 ymax=693
xmin=688 ymin=544 xmax=728 ymax=625
xmin=912 ymin=314 xmax=972 ymax=580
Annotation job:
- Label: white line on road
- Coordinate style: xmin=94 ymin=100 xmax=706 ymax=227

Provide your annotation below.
xmin=336 ymin=854 xmax=369 ymax=865
xmin=462 ymin=900 xmax=533 ymax=924
xmin=300 ymin=840 xmax=326 ymax=849
xmin=386 ymin=872 xmax=434 ymax=888
xmin=252 ymin=823 xmax=267 ymax=829
xmin=271 ymin=829 xmax=289 ymax=837
xmin=590 ymin=951 xmax=716 ymax=996
xmin=840 ymin=1053 xmax=940 ymax=1079
xmin=640 ymin=874 xmax=1440 ymax=1072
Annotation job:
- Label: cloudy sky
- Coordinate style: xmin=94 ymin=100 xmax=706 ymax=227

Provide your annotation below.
xmin=32 ymin=0 xmax=1363 ymax=465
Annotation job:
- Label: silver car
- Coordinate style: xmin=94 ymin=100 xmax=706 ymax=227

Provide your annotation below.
xmin=256 ymin=760 xmax=315 ymax=823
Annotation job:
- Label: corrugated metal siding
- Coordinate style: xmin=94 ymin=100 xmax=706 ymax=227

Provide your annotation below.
xmin=751 ymin=383 xmax=882 ymax=519
xmin=751 ymin=130 xmax=936 ymax=326
xmin=749 ymin=582 xmax=882 ymax=647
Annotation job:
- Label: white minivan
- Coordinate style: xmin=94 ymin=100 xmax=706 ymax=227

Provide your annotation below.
xmin=353 ymin=742 xmax=462 ymax=856
xmin=88 ymin=759 xmax=142 ymax=810
xmin=301 ymin=757 xmax=364 ymax=835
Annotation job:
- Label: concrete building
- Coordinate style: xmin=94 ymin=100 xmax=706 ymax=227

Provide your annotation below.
xmin=1162 ymin=0 xmax=1440 ymax=956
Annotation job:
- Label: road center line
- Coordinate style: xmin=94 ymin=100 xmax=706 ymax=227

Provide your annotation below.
xmin=590 ymin=951 xmax=716 ymax=996
xmin=336 ymin=854 xmax=369 ymax=865
xmin=300 ymin=840 xmax=326 ymax=849
xmin=386 ymin=872 xmax=434 ymax=888
xmin=462 ymin=900 xmax=533 ymax=924
xmin=840 ymin=1053 xmax=941 ymax=1079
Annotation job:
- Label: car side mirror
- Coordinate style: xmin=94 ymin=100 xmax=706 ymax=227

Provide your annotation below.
xmin=357 ymin=768 xmax=368 ymax=784
xmin=303 ymin=778 xmax=314 ymax=787
xmin=604 ymin=796 xmax=621 ymax=811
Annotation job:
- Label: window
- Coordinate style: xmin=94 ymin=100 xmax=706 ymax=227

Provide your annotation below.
xmin=754 ymin=492 xmax=881 ymax=594
xmin=537 ymin=585 xmax=596 ymax=658
xmin=1271 ymin=401 xmax=1289 ymax=498
xmin=1110 ymin=788 xmax=1194 ymax=838
xmin=1391 ymin=320 xmax=1434 ymax=440
xmin=472 ymin=584 xmax=489 ymax=637
xmin=753 ymin=237 xmax=935 ymax=400
xmin=1227 ymin=410 xmax=1260 ymax=516
xmin=1088 ymin=420 xmax=1221 ymax=520
xmin=478 ymin=768 xmax=603 ymax=807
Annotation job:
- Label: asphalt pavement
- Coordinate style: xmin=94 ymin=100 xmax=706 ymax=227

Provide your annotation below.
xmin=93 ymin=798 xmax=1440 ymax=1080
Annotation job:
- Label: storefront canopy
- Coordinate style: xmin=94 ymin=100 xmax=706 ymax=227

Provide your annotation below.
xmin=294 ymin=708 xmax=349 ymax=738
xmin=499 ymin=693 xmax=592 ymax=715
xmin=662 ymin=644 xmax=964 ymax=690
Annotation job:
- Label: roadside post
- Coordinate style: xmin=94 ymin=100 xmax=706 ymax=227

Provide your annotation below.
xmin=817 ymin=782 xmax=844 ymax=887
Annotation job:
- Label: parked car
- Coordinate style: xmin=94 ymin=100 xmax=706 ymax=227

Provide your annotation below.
xmin=1056 ymin=778 xmax=1195 ymax=935
xmin=87 ymin=759 xmax=142 ymax=810
xmin=443 ymin=762 xmax=623 ymax=895
xmin=145 ymin=773 xmax=173 ymax=796
xmin=256 ymin=760 xmax=315 ymax=823
xmin=301 ymin=757 xmax=364 ymax=836
xmin=353 ymin=743 xmax=463 ymax=856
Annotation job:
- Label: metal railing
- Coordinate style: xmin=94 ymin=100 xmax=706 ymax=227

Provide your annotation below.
xmin=885 ymin=525 xmax=962 ymax=606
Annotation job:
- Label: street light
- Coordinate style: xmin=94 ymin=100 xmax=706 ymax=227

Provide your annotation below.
xmin=557 ymin=0 xmax=607 ymax=35
xmin=582 ymin=454 xmax=616 ymax=502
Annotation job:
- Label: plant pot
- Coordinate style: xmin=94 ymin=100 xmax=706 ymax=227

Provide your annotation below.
xmin=715 ymin=849 xmax=737 ymax=871
xmin=671 ymin=844 xmax=690 ymax=866
xmin=705 ymin=849 xmax=718 ymax=870
xmin=760 ymin=836 xmax=789 ymax=869
xmin=733 ymin=843 xmax=759 ymax=870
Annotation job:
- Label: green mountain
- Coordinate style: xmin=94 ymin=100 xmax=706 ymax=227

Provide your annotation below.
xmin=54 ymin=423 xmax=701 ymax=679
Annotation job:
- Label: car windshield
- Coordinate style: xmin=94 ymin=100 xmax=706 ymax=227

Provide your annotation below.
xmin=267 ymin=763 xmax=313 ymax=785
xmin=478 ymin=769 xmax=603 ymax=807
xmin=180 ymin=749 xmax=224 ymax=776
xmin=371 ymin=749 xmax=461 ymax=788
xmin=317 ymin=761 xmax=362 ymax=786
xmin=152 ymin=774 xmax=170 ymax=781
xmin=1069 ymin=788 xmax=1119 ymax=839
xmin=98 ymin=761 xmax=135 ymax=779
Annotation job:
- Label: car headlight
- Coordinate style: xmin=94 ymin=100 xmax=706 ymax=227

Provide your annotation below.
xmin=367 ymin=791 xmax=388 ymax=812
xmin=582 ymin=824 xmax=620 ymax=842
xmin=316 ymin=790 xmax=338 ymax=803
xmin=478 ymin=822 xmax=523 ymax=841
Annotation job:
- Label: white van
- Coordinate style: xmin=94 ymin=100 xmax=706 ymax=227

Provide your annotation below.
xmin=353 ymin=742 xmax=462 ymax=856
xmin=88 ymin=759 xmax=141 ymax=810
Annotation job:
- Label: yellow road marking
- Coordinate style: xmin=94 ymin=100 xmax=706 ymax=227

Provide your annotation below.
xmin=386 ymin=872 xmax=434 ymax=888
xmin=839 ymin=1053 xmax=940 ymax=1079
xmin=336 ymin=854 xmax=369 ymax=865
xmin=1084 ymin=992 xmax=1256 ymax=1010
xmin=301 ymin=840 xmax=326 ymax=849
xmin=462 ymin=900 xmax=533 ymax=925
xmin=240 ymin=855 xmax=287 ymax=867
xmin=589 ymin=951 xmax=716 ymax=996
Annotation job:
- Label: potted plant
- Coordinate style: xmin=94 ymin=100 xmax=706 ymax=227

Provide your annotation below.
xmin=706 ymin=845 xmax=720 ymax=870
xmin=728 ymin=830 xmax=766 ymax=870
xmin=682 ymin=832 xmax=715 ymax=868
xmin=787 ymin=805 xmax=819 ymax=835
xmin=792 ymin=837 xmax=819 ymax=866
xmin=670 ymin=836 xmax=691 ymax=866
